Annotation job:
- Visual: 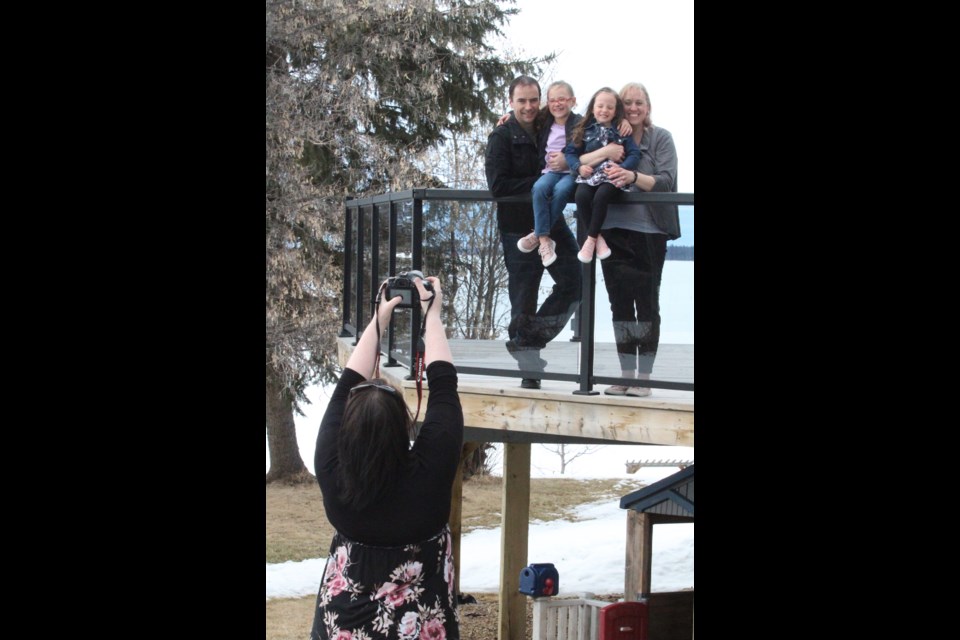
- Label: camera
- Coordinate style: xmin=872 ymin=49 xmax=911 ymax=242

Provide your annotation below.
xmin=385 ymin=270 xmax=433 ymax=309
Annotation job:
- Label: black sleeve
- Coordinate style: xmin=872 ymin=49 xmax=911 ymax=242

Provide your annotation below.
xmin=409 ymin=361 xmax=464 ymax=481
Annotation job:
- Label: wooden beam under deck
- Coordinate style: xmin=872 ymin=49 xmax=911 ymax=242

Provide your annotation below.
xmin=497 ymin=443 xmax=530 ymax=640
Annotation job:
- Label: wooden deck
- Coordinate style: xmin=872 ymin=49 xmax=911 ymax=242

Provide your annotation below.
xmin=338 ymin=337 xmax=694 ymax=448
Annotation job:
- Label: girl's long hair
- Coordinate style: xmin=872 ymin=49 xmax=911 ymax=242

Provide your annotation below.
xmin=571 ymin=87 xmax=625 ymax=146
xmin=337 ymin=380 xmax=414 ymax=511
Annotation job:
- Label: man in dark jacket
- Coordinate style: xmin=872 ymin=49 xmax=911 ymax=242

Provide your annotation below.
xmin=484 ymin=76 xmax=581 ymax=389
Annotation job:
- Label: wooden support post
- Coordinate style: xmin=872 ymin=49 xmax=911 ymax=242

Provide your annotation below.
xmin=498 ymin=443 xmax=530 ymax=640
xmin=625 ymin=510 xmax=653 ymax=600
xmin=450 ymin=442 xmax=479 ymax=597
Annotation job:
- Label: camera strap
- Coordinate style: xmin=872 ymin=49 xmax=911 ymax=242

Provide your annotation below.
xmin=411 ymin=293 xmax=436 ymax=424
xmin=374 ymin=281 xmax=435 ymax=424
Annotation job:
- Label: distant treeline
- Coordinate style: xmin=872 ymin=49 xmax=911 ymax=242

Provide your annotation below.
xmin=666 ymin=245 xmax=694 ymax=261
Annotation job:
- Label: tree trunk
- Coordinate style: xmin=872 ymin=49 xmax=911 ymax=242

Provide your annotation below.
xmin=265 ymin=368 xmax=312 ymax=484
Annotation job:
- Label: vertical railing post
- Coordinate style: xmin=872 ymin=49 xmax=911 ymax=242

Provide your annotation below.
xmin=353 ymin=205 xmax=367 ymax=346
xmin=407 ymin=191 xmax=424 ymax=379
xmin=340 ymin=200 xmax=353 ymax=337
xmin=370 ymin=202 xmax=381 ymax=331
xmin=574 ymin=221 xmax=598 ymax=395
xmin=384 ymin=197 xmax=400 ymax=367
xmin=569 ymin=203 xmax=581 ymax=342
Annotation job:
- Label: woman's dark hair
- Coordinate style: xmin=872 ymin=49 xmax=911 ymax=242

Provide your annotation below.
xmin=571 ymin=87 xmax=625 ymax=146
xmin=337 ymin=379 xmax=414 ymax=511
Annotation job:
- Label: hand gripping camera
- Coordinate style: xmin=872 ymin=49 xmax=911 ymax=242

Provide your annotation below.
xmin=385 ymin=270 xmax=434 ymax=309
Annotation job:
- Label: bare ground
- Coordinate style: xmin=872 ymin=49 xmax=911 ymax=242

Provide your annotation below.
xmin=266 ymin=591 xmax=626 ymax=640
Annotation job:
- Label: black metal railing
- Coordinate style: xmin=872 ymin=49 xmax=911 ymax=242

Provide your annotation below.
xmin=342 ymin=188 xmax=693 ymax=394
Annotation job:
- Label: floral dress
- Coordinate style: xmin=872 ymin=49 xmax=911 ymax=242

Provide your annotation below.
xmin=311 ymin=525 xmax=459 ymax=640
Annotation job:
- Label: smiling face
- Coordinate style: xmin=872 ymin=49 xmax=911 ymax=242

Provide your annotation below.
xmin=546 ymin=86 xmax=575 ymax=122
xmin=621 ymin=86 xmax=650 ymax=130
xmin=509 ymin=84 xmax=541 ymax=127
xmin=592 ymin=90 xmax=618 ymax=126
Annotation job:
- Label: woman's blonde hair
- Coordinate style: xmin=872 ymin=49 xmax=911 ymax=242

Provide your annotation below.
xmin=620 ymin=82 xmax=653 ymax=129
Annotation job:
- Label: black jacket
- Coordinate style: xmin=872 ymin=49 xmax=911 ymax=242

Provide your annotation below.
xmin=484 ymin=118 xmax=540 ymax=234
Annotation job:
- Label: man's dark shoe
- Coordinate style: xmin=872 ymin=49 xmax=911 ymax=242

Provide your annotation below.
xmin=507 ymin=340 xmax=546 ymax=388
xmin=505 ymin=340 xmax=547 ymax=367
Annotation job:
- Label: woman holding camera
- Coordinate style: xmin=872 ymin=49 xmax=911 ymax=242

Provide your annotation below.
xmin=311 ymin=274 xmax=464 ymax=640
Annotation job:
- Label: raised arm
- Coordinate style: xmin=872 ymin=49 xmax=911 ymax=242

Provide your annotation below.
xmin=415 ymin=276 xmax=452 ymax=366
xmin=343 ymin=286 xmax=403 ymax=379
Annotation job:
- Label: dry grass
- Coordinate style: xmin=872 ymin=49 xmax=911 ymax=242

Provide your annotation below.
xmin=265 ymin=482 xmax=337 ymax=564
xmin=267 ymin=475 xmax=644 ymax=564
xmin=267 ymin=592 xmax=626 ymax=640
xmin=460 ymin=475 xmax=644 ymax=531
xmin=265 ymin=595 xmax=317 ymax=640
xmin=266 ymin=474 xmax=646 ymax=639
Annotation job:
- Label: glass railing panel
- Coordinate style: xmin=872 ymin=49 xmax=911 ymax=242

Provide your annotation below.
xmin=346 ymin=190 xmax=692 ymax=392
xmin=394 ymin=200 xmax=414 ymax=277
xmin=346 ymin=205 xmax=359 ymax=332
xmin=357 ymin=204 xmax=375 ymax=331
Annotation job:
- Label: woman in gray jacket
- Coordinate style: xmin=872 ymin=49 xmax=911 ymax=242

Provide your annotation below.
xmin=580 ymin=82 xmax=681 ymax=397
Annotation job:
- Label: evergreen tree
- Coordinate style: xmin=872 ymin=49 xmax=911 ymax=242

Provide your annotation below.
xmin=266 ymin=0 xmax=544 ymax=483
